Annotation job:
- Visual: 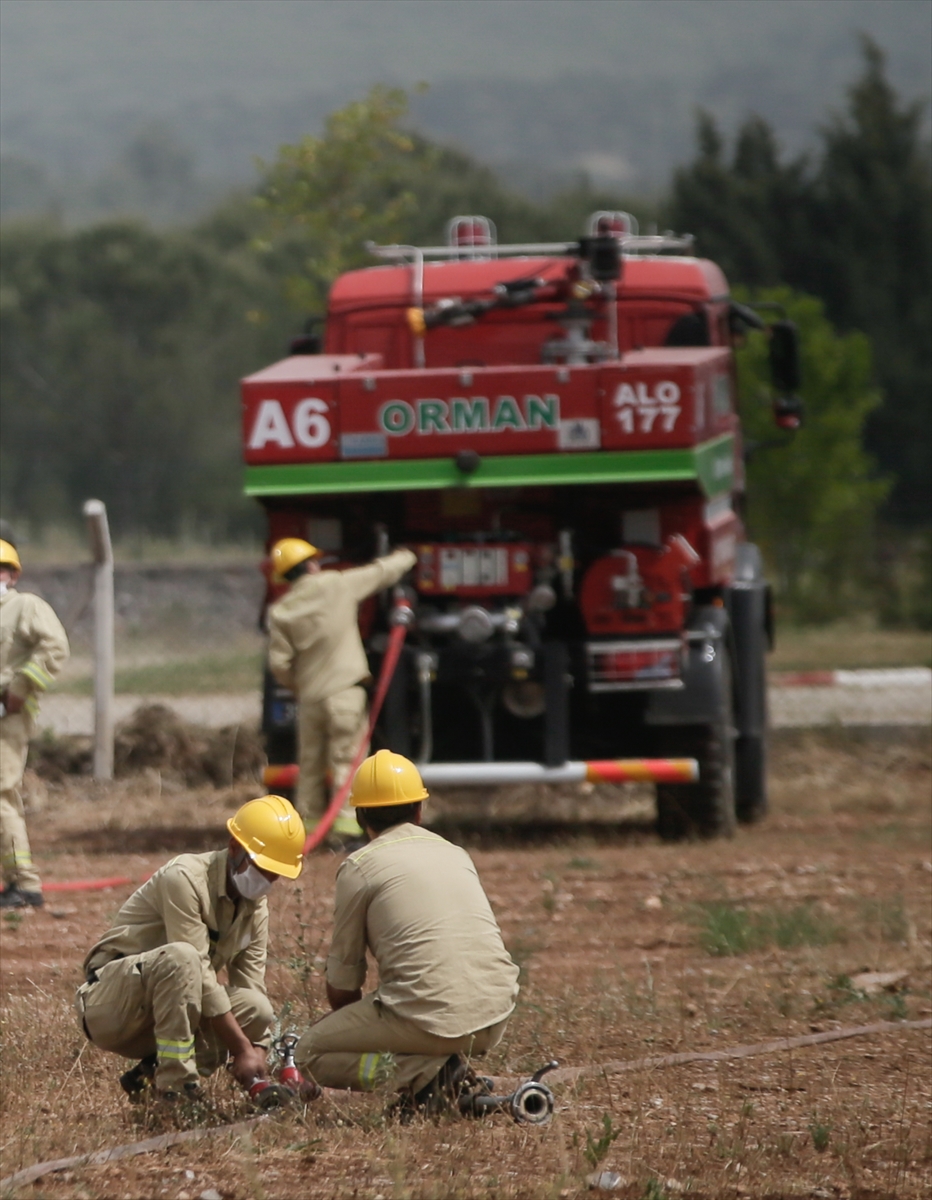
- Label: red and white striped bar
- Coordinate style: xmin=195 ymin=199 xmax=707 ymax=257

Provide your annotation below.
xmin=265 ymin=758 xmax=699 ymax=791
xmin=263 ymin=764 xmax=300 ymax=790
xmin=419 ymin=759 xmax=699 ymax=787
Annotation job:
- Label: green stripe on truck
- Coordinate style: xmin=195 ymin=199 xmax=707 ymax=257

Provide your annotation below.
xmin=244 ymin=435 xmax=735 ymax=497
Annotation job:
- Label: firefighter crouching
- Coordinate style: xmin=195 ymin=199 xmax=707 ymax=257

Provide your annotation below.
xmin=76 ymin=796 xmax=312 ymax=1105
xmin=266 ymin=538 xmax=417 ymax=844
xmin=294 ymin=751 xmax=520 ymax=1113
xmin=0 ymin=538 xmax=70 ymax=910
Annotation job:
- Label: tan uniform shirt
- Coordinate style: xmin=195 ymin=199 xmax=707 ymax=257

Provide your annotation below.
xmin=267 ymin=549 xmax=416 ymax=704
xmin=83 ymin=850 xmax=269 ymax=1020
xmin=327 ymin=824 xmax=520 ymax=1039
xmin=0 ymin=588 xmax=70 ymax=716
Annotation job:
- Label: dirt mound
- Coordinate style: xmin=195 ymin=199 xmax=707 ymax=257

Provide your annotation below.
xmin=114 ymin=703 xmax=206 ymax=778
xmin=200 ymin=721 xmax=265 ymax=787
xmin=28 ymin=704 xmax=265 ymax=788
xmin=27 ymin=728 xmax=92 ymax=782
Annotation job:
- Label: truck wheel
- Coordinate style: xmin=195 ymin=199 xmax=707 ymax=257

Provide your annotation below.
xmin=735 ymin=734 xmax=767 ymax=823
xmin=655 ymin=649 xmax=737 ymax=841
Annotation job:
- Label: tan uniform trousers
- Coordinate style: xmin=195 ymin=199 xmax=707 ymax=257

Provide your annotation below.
xmin=296 ymin=684 xmax=367 ymax=829
xmin=75 ymin=942 xmax=274 ymax=1093
xmin=0 ymin=712 xmax=41 ymax=894
xmin=295 ymin=993 xmax=509 ymax=1095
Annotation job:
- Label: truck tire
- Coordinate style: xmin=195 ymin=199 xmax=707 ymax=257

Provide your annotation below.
xmin=655 ymin=647 xmax=737 ymax=841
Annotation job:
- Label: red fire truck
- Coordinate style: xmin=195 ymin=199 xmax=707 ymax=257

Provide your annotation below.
xmin=241 ymin=214 xmax=801 ymax=838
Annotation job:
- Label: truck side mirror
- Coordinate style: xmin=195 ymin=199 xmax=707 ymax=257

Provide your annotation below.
xmin=768 ymin=320 xmax=803 ymax=430
xmin=768 ymin=320 xmax=800 ymax=391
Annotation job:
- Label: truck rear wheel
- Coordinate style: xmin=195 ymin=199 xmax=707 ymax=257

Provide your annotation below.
xmin=655 ymin=648 xmax=737 ymax=841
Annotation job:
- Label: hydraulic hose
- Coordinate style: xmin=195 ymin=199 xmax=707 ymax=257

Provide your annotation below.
xmin=302 ymin=609 xmax=410 ymax=854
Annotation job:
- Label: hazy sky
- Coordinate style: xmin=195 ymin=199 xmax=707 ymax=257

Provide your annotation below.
xmin=3 ymin=0 xmax=929 ymax=101
xmin=1 ymin=0 xmax=929 ymax=191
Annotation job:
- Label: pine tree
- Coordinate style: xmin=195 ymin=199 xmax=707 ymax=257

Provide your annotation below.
xmin=807 ymin=38 xmax=931 ymax=524
xmin=669 ymin=110 xmax=810 ymax=287
xmin=669 ymin=39 xmax=931 ymax=526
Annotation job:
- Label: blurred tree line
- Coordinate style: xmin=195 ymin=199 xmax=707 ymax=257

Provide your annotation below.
xmin=669 ymin=37 xmax=930 ymax=529
xmin=0 ymin=43 xmax=928 ymax=622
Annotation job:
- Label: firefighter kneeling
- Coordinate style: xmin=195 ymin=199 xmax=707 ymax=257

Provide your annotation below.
xmin=76 ymin=796 xmax=314 ymax=1107
xmin=294 ymin=751 xmax=520 ymax=1115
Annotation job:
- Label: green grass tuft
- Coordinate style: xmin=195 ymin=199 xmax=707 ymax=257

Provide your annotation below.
xmin=809 ymin=1118 xmax=833 ymax=1153
xmin=694 ymin=901 xmax=843 ymax=956
xmin=63 ymin=650 xmax=264 ymax=695
xmin=584 ymin=1113 xmax=621 ymax=1168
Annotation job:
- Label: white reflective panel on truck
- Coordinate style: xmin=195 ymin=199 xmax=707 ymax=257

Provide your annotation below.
xmin=439 ymin=547 xmax=509 ymax=589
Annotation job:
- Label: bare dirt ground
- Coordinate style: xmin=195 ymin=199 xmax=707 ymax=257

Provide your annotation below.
xmin=1 ymin=729 xmax=930 ymax=1199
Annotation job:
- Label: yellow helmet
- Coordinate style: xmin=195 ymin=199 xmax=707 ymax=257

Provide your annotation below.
xmin=0 ymin=540 xmax=21 ymax=572
xmin=270 ymin=537 xmax=319 ymax=582
xmin=349 ymin=750 xmax=429 ymax=808
xmin=226 ymin=795 xmax=305 ymax=878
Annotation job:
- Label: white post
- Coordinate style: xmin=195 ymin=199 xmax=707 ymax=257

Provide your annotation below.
xmin=83 ymin=499 xmax=114 ymax=780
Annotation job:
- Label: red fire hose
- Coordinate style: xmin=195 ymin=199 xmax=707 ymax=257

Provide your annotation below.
xmin=302 ymin=612 xmax=410 ymax=854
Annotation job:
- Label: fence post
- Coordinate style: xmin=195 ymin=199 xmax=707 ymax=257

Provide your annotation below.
xmin=82 ymin=500 xmax=114 ymax=780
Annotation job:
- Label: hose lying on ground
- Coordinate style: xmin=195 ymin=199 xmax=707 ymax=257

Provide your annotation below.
xmin=487 ymin=1017 xmax=932 ymax=1091
xmin=0 ymin=1116 xmax=267 ymax=1192
xmin=3 ymin=1018 xmax=928 ymax=1193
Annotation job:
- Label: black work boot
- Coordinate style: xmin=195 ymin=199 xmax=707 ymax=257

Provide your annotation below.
xmin=120 ymin=1054 xmax=157 ymax=1102
xmin=0 ymin=885 xmax=43 ymax=909
xmin=394 ymin=1054 xmax=469 ymax=1121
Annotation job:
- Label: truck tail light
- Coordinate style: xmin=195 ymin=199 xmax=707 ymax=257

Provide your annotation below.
xmin=586 ymin=639 xmax=684 ymax=692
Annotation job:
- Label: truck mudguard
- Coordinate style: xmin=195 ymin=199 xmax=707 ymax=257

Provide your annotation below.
xmin=727 ymin=542 xmax=770 ymax=740
xmin=644 ymin=605 xmax=732 ymax=727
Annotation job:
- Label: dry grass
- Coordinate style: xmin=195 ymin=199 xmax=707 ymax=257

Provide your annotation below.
xmin=1 ymin=731 xmax=930 ymax=1199
xmin=770 ymin=621 xmax=932 ymax=671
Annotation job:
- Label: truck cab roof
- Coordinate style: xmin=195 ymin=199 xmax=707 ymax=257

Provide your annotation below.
xmin=328 ymin=254 xmax=730 ymax=315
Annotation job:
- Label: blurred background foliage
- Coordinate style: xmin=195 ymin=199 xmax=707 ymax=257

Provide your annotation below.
xmin=0 ymin=42 xmax=928 ymax=625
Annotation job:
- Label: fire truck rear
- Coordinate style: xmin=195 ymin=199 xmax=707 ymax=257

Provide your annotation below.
xmin=242 ymin=213 xmax=801 ymax=838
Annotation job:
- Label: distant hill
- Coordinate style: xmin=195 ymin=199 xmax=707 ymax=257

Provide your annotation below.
xmin=1 ymin=0 xmax=929 ymax=223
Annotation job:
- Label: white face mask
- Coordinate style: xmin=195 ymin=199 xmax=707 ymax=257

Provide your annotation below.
xmin=234 ymin=860 xmax=275 ymax=900
xmin=0 ymin=582 xmax=7 ymax=596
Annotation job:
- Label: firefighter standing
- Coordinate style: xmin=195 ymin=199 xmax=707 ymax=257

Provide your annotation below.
xmin=76 ymin=795 xmax=306 ymax=1103
xmin=0 ymin=539 xmax=70 ymax=909
xmin=294 ymin=750 xmax=520 ymax=1111
xmin=266 ymin=538 xmax=416 ymax=842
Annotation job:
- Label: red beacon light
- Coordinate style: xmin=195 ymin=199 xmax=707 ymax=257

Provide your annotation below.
xmin=588 ymin=210 xmax=638 ymax=239
xmin=446 ymin=215 xmax=497 ymax=258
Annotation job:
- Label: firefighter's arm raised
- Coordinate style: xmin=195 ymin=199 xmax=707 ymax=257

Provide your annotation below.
xmin=344 ymin=548 xmax=416 ymax=603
